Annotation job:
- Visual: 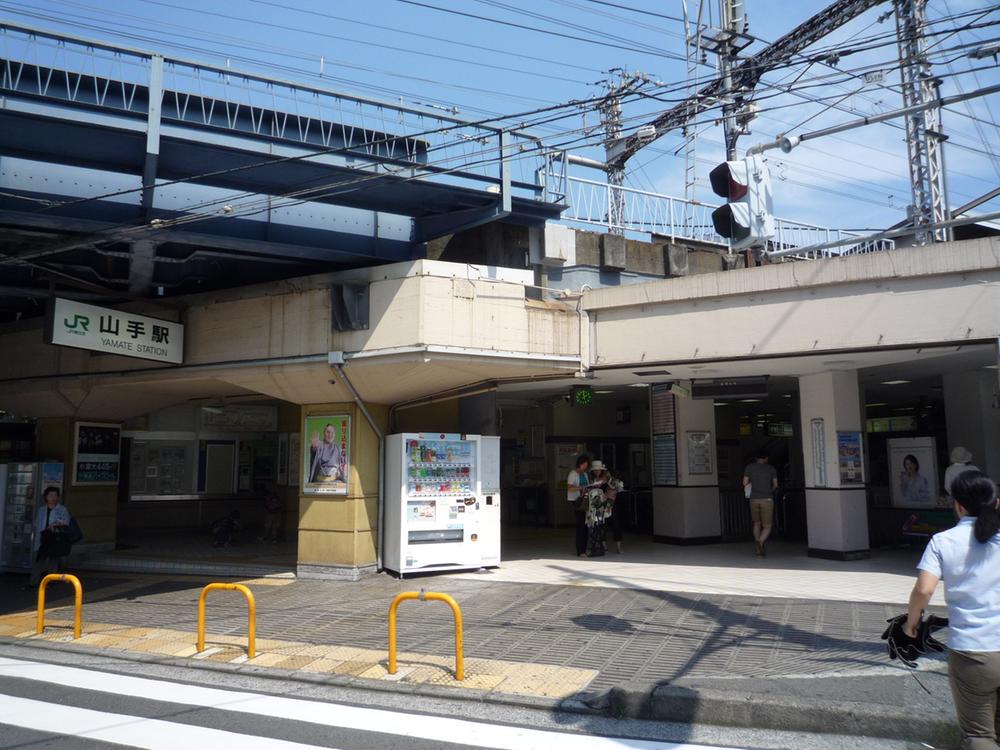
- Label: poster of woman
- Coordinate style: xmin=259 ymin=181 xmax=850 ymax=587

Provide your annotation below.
xmin=887 ymin=437 xmax=939 ymax=509
xmin=302 ymin=415 xmax=350 ymax=494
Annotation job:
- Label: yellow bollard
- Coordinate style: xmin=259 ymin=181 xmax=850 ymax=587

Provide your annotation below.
xmin=197 ymin=582 xmax=256 ymax=659
xmin=37 ymin=573 xmax=83 ymax=639
xmin=388 ymin=590 xmax=464 ymax=681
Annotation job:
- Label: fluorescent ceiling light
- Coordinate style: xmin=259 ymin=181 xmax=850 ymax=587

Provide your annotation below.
xmin=865 ymin=402 xmax=888 ymax=408
xmin=713 ymin=402 xmax=726 ymax=407
xmin=738 ymin=398 xmax=761 ymax=403
xmin=881 ymin=379 xmax=911 ymax=385
xmin=629 ymin=383 xmax=650 ymax=388
xmin=594 ymin=390 xmax=614 ymax=394
xmin=781 ymin=394 xmax=792 ymax=398
xmin=985 ymin=365 xmax=998 ymax=370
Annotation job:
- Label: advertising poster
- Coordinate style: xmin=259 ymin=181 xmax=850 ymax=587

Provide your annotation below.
xmin=302 ymin=414 xmax=350 ymax=494
xmin=277 ymin=433 xmax=289 ymax=486
xmin=836 ymin=431 xmax=865 ymax=485
xmin=73 ymin=421 xmax=121 ymax=485
xmin=888 ymin=437 xmax=939 ymax=509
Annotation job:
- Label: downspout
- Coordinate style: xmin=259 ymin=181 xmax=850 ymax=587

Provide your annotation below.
xmin=331 ymin=361 xmax=385 ymax=573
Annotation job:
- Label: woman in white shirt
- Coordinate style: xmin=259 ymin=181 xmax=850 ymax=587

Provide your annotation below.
xmin=906 ymin=470 xmax=1000 ymax=749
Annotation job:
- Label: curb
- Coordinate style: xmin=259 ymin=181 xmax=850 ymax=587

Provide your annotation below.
xmin=602 ymin=681 xmax=959 ymax=747
xmin=1 ymin=636 xmax=959 ymax=745
xmin=0 ymin=636 xmax=576 ymax=714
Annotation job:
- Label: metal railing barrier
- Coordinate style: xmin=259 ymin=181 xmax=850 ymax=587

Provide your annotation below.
xmin=388 ymin=589 xmax=464 ymax=681
xmin=37 ymin=573 xmax=83 ymax=639
xmin=197 ymin=582 xmax=256 ymax=659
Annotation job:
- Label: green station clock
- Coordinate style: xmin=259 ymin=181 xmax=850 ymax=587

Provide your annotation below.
xmin=571 ymin=385 xmax=593 ymax=406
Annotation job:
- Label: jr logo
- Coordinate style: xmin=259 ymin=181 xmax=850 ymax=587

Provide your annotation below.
xmin=63 ymin=314 xmax=90 ymax=335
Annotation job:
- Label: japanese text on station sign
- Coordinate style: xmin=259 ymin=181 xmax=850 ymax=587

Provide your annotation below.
xmin=48 ymin=298 xmax=184 ymax=364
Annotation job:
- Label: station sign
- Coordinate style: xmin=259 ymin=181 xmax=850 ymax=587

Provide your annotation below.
xmin=46 ymin=298 xmax=184 ymax=364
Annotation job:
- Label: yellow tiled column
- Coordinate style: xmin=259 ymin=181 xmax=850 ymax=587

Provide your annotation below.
xmin=296 ymin=402 xmax=388 ymax=580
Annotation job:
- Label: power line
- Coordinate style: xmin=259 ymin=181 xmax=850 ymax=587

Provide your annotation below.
xmin=392 ymin=0 xmax=690 ymax=62
xmin=546 ymin=0 xmax=690 ymax=42
xmin=0 ymin=1 xmax=558 ymax=105
xmin=244 ymin=0 xmax=600 ymax=74
xmin=470 ymin=0 xmax=674 ymax=57
xmin=579 ymin=0 xmax=686 ymax=24
xmin=4 ymin=6 xmax=996 ymax=230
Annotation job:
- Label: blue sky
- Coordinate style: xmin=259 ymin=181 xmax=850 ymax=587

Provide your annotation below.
xmin=2 ymin=0 xmax=998 ymax=232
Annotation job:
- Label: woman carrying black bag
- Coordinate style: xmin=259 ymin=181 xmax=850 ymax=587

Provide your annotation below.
xmin=26 ymin=487 xmax=82 ymax=588
xmin=903 ymin=470 xmax=1000 ymax=749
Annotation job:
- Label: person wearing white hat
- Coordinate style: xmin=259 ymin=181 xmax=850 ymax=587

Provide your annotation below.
xmin=585 ymin=461 xmax=624 ymax=556
xmin=945 ymin=447 xmax=980 ymax=499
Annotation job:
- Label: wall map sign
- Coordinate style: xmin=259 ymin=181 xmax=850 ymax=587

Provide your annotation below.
xmin=73 ymin=421 xmax=121 ymax=485
xmin=47 ymin=298 xmax=184 ymax=364
xmin=653 ymin=435 xmax=678 ymax=486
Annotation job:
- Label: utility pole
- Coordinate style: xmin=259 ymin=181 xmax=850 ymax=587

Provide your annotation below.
xmin=720 ymin=0 xmax=744 ymax=159
xmin=894 ymin=0 xmax=950 ymax=244
xmin=708 ymin=0 xmax=751 ymax=159
xmin=682 ymin=0 xmax=708 ymax=209
xmin=600 ymin=70 xmax=648 ymax=234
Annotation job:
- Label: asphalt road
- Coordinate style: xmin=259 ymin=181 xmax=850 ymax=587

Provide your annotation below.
xmin=0 ymin=644 xmax=926 ymax=750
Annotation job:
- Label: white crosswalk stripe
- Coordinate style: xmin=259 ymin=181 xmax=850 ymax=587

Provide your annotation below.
xmin=0 ymin=695 xmax=338 ymax=750
xmin=0 ymin=657 xmax=746 ymax=750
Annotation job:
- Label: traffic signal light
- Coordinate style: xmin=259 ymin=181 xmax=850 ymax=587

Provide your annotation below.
xmin=709 ymin=155 xmax=774 ymax=250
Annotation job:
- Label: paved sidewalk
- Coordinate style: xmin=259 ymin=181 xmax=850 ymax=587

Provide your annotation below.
xmin=0 ymin=569 xmax=938 ymax=690
xmin=0 ymin=562 xmax=956 ymax=744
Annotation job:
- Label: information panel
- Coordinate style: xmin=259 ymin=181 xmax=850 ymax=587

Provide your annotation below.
xmin=653 ymin=435 xmax=678 ymax=486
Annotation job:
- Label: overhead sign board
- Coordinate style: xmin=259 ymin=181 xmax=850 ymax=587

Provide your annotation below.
xmin=46 ymin=298 xmax=184 ymax=364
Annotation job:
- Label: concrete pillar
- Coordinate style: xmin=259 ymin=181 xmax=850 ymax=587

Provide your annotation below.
xmin=943 ymin=369 xmax=1000 ymax=482
xmin=798 ymin=371 xmax=870 ymax=560
xmin=653 ymin=396 xmax=722 ymax=544
xmin=296 ymin=401 xmax=386 ymax=580
xmin=128 ymin=240 xmax=157 ymax=296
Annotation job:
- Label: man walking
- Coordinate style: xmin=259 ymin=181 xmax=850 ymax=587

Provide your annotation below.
xmin=743 ymin=449 xmax=778 ymax=557
xmin=567 ymin=454 xmax=590 ymax=557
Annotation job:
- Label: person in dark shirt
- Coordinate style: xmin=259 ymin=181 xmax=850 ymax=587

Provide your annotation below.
xmin=260 ymin=486 xmax=283 ymax=543
xmin=743 ymin=449 xmax=778 ymax=557
xmin=211 ymin=510 xmax=241 ymax=547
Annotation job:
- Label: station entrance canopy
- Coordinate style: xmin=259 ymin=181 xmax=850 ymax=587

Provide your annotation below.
xmin=0 ymin=23 xmax=565 ymax=319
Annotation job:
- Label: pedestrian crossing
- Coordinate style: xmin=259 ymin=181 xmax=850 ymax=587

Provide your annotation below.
xmin=0 ymin=656 xmax=743 ymax=750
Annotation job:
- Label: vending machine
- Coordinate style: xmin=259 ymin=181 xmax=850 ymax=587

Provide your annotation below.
xmin=384 ymin=433 xmax=501 ymax=577
xmin=1 ymin=462 xmax=64 ymax=571
xmin=478 ymin=436 xmax=501 ymax=568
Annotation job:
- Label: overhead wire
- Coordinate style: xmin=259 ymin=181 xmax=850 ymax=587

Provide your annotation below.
xmin=6 ymin=26 xmax=992 ymax=228
xmin=244 ymin=0 xmax=601 ymax=74
xmin=469 ymin=0 xmax=677 ymax=57
xmin=392 ymin=0 xmax=692 ymax=62
xmin=3 ymin=0 xmax=996 ymax=229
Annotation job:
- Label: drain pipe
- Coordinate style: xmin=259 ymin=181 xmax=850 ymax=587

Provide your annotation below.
xmin=331 ymin=356 xmax=385 ymax=573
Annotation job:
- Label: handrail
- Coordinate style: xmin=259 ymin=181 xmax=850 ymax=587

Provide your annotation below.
xmin=388 ymin=590 xmax=464 ymax=681
xmin=37 ymin=573 xmax=82 ymax=639
xmin=197 ymin=582 xmax=256 ymax=659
